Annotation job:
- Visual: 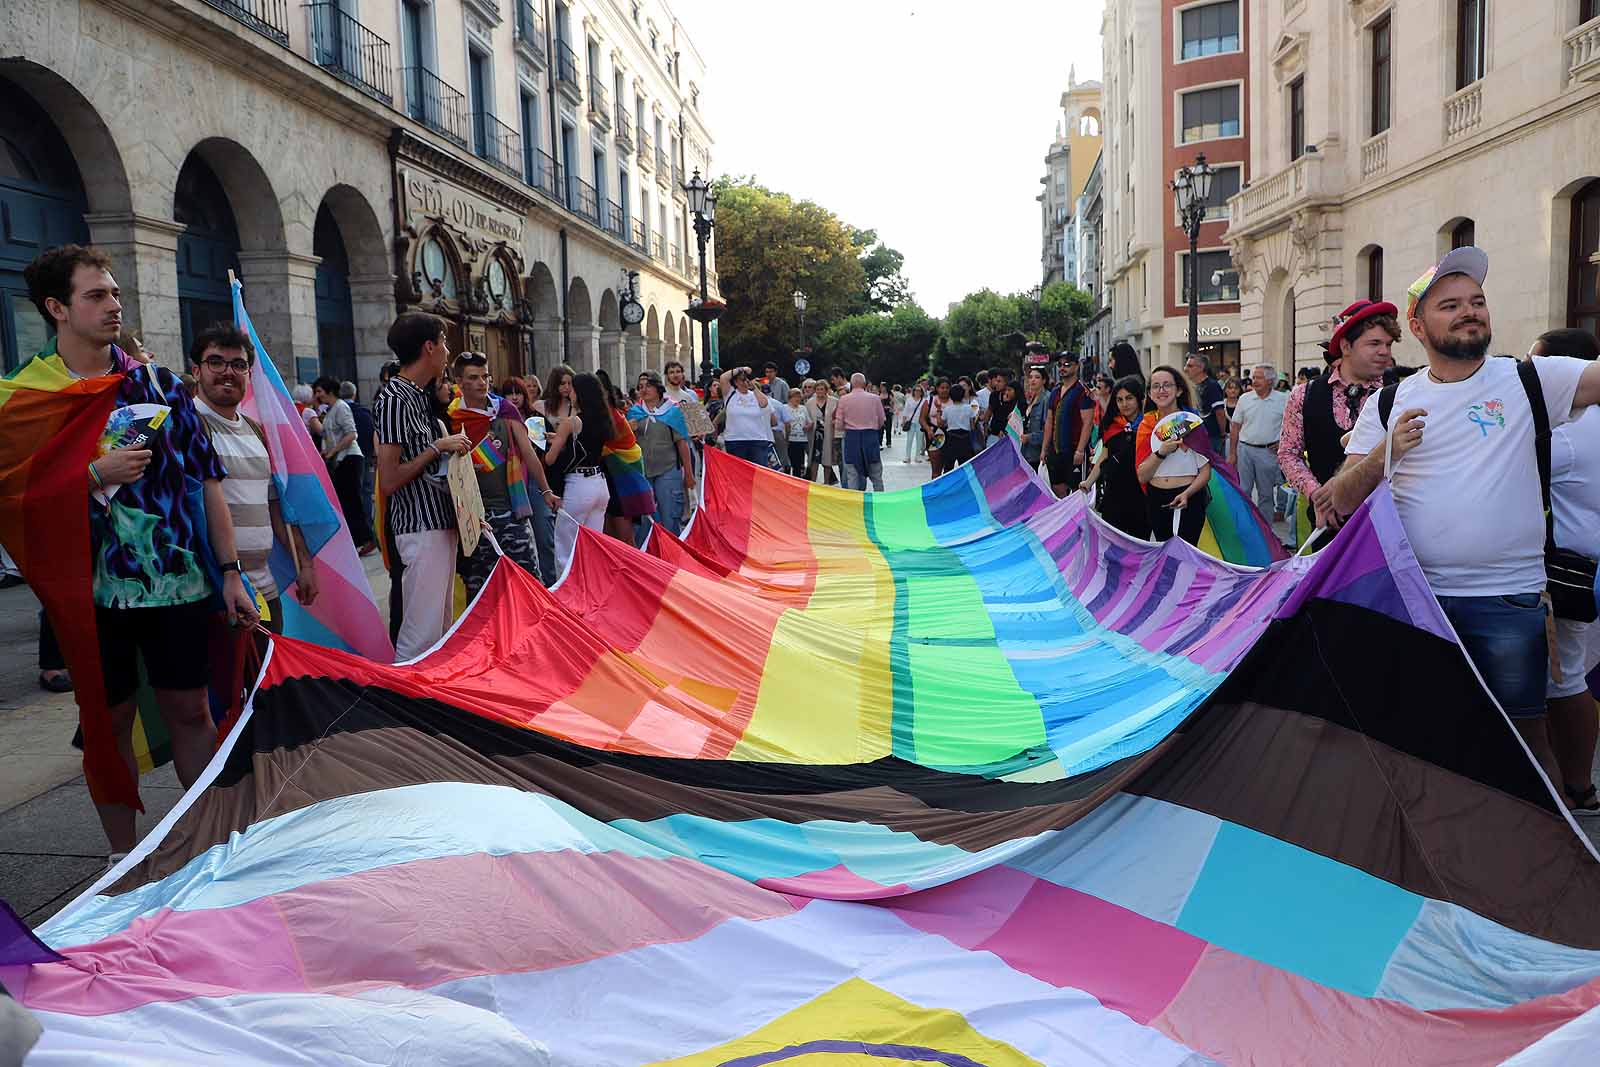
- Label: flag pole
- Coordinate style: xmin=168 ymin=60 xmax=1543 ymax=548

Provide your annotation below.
xmin=228 ymin=269 xmax=303 ymax=579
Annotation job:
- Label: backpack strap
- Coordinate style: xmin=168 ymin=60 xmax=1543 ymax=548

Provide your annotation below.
xmin=1377 ymin=382 xmax=1398 ymax=430
xmin=1516 ymin=358 xmax=1555 ymax=550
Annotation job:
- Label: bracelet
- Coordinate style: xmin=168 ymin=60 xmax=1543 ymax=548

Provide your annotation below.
xmin=88 ymin=462 xmax=105 ymax=490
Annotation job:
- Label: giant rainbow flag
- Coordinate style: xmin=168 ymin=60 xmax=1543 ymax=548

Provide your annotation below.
xmin=4 ymin=442 xmax=1600 ymax=1064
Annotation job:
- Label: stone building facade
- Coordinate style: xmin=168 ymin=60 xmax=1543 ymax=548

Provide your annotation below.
xmin=1038 ymin=70 xmax=1103 ymax=290
xmin=0 ymin=0 xmax=718 ymax=398
xmin=1224 ymin=0 xmax=1600 ymax=374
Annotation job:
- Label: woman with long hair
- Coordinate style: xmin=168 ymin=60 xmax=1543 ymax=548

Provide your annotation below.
xmin=703 ymin=378 xmax=726 ymax=445
xmin=1108 ymin=341 xmax=1143 ymax=384
xmin=901 ymin=383 xmax=926 ymax=462
xmin=1080 ymin=375 xmax=1150 ymax=539
xmin=805 ymin=379 xmax=839 ymax=484
xmin=501 ymin=375 xmax=537 ymax=416
xmin=536 ymin=364 xmax=577 ymax=497
xmin=1135 ymin=365 xmax=1210 ymax=546
xmin=921 ymin=378 xmax=950 ymax=478
xmin=1017 ymin=366 xmax=1049 ymax=467
xmin=938 ymin=382 xmax=980 ymax=467
xmin=544 ymin=372 xmax=612 ymax=541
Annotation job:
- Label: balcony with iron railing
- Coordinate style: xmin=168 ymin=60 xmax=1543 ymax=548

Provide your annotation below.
xmin=632 ymin=219 xmax=648 ymax=252
xmin=655 ymin=148 xmax=671 ymax=187
xmin=672 ymin=159 xmax=684 ymax=190
xmin=569 ymin=177 xmax=599 ymax=225
xmin=472 ymin=112 xmax=522 ymax=178
xmin=637 ymin=129 xmax=654 ymax=170
xmin=305 ymin=3 xmax=392 ymax=105
xmin=514 ymin=0 xmax=547 ymax=67
xmin=652 ymin=231 xmax=666 ymax=262
xmin=555 ymin=41 xmax=581 ymax=102
xmin=603 ymin=201 xmax=626 ymax=239
xmin=614 ymin=108 xmax=634 ymax=150
xmin=202 ymin=0 xmax=290 ymax=47
xmin=529 ymin=149 xmax=562 ymax=204
xmin=403 ymin=67 xmax=470 ymax=148
xmin=1226 ymin=149 xmax=1336 ymax=236
xmin=670 ymin=245 xmax=682 ymax=272
xmin=588 ymin=76 xmax=611 ymax=130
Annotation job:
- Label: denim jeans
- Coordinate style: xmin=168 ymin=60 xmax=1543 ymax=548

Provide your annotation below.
xmin=842 ymin=428 xmax=884 ymax=491
xmin=637 ymin=466 xmax=686 ymax=545
xmin=726 ymin=439 xmax=773 ymax=466
xmin=1437 ymin=593 xmax=1550 ymax=719
xmin=525 ymin=480 xmax=558 ymax=586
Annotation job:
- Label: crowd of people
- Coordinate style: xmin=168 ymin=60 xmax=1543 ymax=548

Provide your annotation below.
xmin=8 ymin=237 xmax=1600 ymax=873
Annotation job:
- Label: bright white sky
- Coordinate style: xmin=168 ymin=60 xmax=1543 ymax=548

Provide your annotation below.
xmin=668 ymin=0 xmax=1106 ymax=316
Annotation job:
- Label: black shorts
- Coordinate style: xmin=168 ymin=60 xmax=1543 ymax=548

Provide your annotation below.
xmin=1046 ymin=451 xmax=1081 ymax=488
xmin=95 ymin=599 xmax=215 ymax=704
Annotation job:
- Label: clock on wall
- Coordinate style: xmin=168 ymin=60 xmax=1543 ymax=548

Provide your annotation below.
xmin=421 ymin=238 xmax=455 ymax=299
xmin=621 ymin=298 xmax=645 ymax=326
xmin=486 ymin=259 xmax=510 ymax=306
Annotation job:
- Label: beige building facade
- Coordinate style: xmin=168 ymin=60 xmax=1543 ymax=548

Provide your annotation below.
xmin=0 ymin=0 xmax=717 ymax=399
xmin=1039 ymin=70 xmax=1103 ymax=288
xmin=1224 ymin=0 xmax=1600 ymax=374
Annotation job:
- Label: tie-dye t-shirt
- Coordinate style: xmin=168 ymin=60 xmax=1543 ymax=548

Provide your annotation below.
xmin=34 ymin=343 xmax=228 ymax=609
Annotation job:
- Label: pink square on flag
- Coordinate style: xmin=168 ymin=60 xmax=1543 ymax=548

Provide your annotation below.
xmin=624 ymin=700 xmax=712 ymax=757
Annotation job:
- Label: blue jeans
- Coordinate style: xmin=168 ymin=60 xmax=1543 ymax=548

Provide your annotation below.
xmin=525 ymin=481 xmax=558 ymax=586
xmin=636 ymin=466 xmax=686 ymax=545
xmin=726 ymin=439 xmax=772 ymax=466
xmin=1437 ymin=593 xmax=1550 ymax=719
xmin=842 ymin=428 xmax=884 ymax=491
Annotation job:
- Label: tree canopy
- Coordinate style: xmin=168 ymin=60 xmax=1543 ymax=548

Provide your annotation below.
xmin=816 ymin=303 xmax=941 ymax=386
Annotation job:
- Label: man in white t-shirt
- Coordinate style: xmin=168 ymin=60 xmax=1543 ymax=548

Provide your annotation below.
xmin=1329 ymin=247 xmax=1600 ymax=784
xmin=1228 ymin=364 xmax=1289 ymax=518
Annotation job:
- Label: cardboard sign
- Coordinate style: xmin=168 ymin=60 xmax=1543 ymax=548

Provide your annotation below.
xmin=448 ymin=452 xmax=484 ymax=557
xmin=678 ymin=398 xmax=715 ymax=439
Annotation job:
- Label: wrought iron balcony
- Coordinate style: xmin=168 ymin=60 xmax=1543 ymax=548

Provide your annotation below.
xmin=403 ymin=67 xmax=469 ymax=148
xmin=672 ymin=159 xmax=683 ymax=189
xmin=637 ymin=129 xmax=654 ymax=169
xmin=305 ymin=3 xmax=392 ymax=105
xmin=632 ymin=219 xmax=648 ymax=251
xmin=555 ymin=40 xmax=581 ymax=102
xmin=514 ymin=0 xmax=546 ymax=67
xmin=569 ymin=177 xmax=599 ymax=225
xmin=472 ymin=112 xmax=522 ymax=178
xmin=656 ymin=147 xmax=670 ymax=179
xmin=604 ymin=200 xmax=626 ymax=239
xmin=615 ymin=108 xmax=634 ymax=150
xmin=652 ymin=231 xmax=666 ymax=262
xmin=529 ymin=149 xmax=562 ymax=204
xmin=670 ymin=245 xmax=682 ymax=271
xmin=588 ymin=76 xmax=611 ymax=129
xmin=202 ymin=0 xmax=289 ymax=47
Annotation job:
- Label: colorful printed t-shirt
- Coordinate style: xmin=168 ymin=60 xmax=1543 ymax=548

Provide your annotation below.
xmin=27 ymin=341 xmax=226 ymax=609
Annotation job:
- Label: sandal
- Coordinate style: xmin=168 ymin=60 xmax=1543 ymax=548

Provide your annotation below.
xmin=38 ymin=670 xmax=72 ymax=694
xmin=1564 ymin=782 xmax=1600 ymax=818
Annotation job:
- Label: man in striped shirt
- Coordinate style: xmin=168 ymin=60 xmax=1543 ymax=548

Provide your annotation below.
xmin=374 ymin=313 xmax=470 ymax=661
xmin=190 ymin=323 xmax=318 ymax=629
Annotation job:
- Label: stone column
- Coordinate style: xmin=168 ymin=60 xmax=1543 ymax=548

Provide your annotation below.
xmin=236 ymin=249 xmax=322 ymax=384
xmin=644 ymin=337 xmax=664 ymax=378
xmin=85 ymin=213 xmax=185 ymax=369
xmin=623 ymin=326 xmax=644 ymax=381
xmin=569 ymin=324 xmax=602 ymax=374
xmin=530 ymin=316 xmax=563 ymax=378
xmin=348 ymin=273 xmax=396 ymax=403
xmin=599 ymin=328 xmax=624 ymax=384
xmin=659 ymin=340 xmax=678 ymax=378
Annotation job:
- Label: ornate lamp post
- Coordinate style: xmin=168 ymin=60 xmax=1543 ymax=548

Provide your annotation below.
xmin=683 ymin=168 xmax=721 ymax=388
xmin=1172 ymin=153 xmax=1214 ymax=359
xmin=793 ymin=289 xmax=807 ymax=354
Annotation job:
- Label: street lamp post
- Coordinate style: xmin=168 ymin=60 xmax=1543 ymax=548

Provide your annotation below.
xmin=1029 ymin=284 xmax=1042 ymax=337
xmin=683 ymin=168 xmax=720 ymax=388
xmin=1172 ymin=153 xmax=1214 ymax=359
xmin=793 ymin=289 xmax=807 ymax=354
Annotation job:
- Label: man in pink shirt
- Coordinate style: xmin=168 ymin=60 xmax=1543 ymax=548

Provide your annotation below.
xmin=834 ymin=372 xmax=886 ymax=491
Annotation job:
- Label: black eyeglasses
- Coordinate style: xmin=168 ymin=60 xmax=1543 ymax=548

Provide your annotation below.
xmin=201 ymin=355 xmax=250 ymax=373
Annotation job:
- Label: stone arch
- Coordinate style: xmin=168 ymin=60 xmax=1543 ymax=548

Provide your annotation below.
xmin=1550 ymin=177 xmax=1600 ymax=333
xmin=315 ymin=184 xmax=390 ymax=391
xmin=678 ymin=315 xmax=692 ymax=363
xmin=1437 ymin=215 xmax=1475 ymax=257
xmin=0 ymin=61 xmax=132 ymax=216
xmin=644 ymin=305 xmax=662 ymax=381
xmin=182 ymin=137 xmax=286 ymax=253
xmin=567 ymin=275 xmax=596 ymax=372
xmin=1355 ymin=242 xmax=1384 ymax=305
xmin=526 ymin=262 xmax=561 ymax=380
xmin=1261 ymin=267 xmax=1293 ymax=374
xmin=662 ymin=309 xmax=677 ymax=370
xmin=598 ymin=287 xmax=624 ymax=384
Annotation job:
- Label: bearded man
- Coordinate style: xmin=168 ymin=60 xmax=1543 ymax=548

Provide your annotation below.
xmin=1327 ymin=247 xmax=1600 ymax=787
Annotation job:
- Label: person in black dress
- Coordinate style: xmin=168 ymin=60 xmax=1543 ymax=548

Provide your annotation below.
xmin=1081 ymin=375 xmax=1151 ymax=540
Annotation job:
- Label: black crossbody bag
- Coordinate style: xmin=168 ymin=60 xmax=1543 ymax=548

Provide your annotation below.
xmin=1379 ymin=360 xmax=1598 ymax=622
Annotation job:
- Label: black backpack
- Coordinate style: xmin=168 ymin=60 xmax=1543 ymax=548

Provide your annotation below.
xmin=1378 ymin=361 xmax=1597 ymax=622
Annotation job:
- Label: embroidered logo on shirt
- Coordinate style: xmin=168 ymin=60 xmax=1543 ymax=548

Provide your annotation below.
xmin=1466 ymin=399 xmax=1505 ymax=437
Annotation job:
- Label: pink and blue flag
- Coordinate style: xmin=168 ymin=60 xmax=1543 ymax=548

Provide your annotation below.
xmin=231 ymin=280 xmax=391 ymax=662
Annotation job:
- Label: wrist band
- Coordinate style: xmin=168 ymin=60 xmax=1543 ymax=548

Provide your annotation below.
xmin=88 ymin=462 xmax=104 ymax=490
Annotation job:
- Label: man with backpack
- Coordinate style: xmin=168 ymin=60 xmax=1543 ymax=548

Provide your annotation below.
xmin=1327 ymin=247 xmax=1600 ymax=788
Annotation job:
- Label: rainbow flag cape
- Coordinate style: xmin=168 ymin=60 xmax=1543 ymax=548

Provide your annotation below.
xmin=232 ymin=281 xmax=390 ymax=661
xmin=0 ymin=346 xmax=138 ymax=807
xmin=448 ymin=397 xmax=530 ymax=518
xmin=7 ymin=442 xmax=1600 ymax=1064
xmin=602 ymin=409 xmax=655 ymax=518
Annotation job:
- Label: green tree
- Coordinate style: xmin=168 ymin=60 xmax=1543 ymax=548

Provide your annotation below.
xmin=849 ymin=228 xmax=912 ymax=315
xmin=937 ymin=289 xmax=1026 ymax=381
xmin=816 ymin=302 xmax=940 ymax=386
xmin=711 ymin=177 xmax=867 ymax=373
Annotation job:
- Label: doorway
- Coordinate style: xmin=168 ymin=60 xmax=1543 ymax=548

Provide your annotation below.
xmin=174 ymin=152 xmax=242 ymax=358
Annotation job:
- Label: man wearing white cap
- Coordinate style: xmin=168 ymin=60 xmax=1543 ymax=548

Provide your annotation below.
xmin=1327 ymin=247 xmax=1600 ymax=787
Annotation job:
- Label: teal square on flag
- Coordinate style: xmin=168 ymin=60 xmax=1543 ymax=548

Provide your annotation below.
xmin=1176 ymin=821 xmax=1422 ymax=996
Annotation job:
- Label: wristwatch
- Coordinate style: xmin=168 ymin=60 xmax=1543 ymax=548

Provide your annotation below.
xmin=220 ymin=559 xmax=243 ymax=575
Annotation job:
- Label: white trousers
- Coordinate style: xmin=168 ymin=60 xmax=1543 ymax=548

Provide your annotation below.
xmin=553 ymin=470 xmax=609 ymax=568
xmin=395 ymin=528 xmax=458 ymax=663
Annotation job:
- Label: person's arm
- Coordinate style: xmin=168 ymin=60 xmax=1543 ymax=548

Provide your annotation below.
xmin=543 ymin=415 xmax=579 ymax=467
xmin=264 ymin=493 xmax=319 ymax=605
xmin=1041 ymin=398 xmax=1057 ymax=456
xmin=1137 ymin=435 xmax=1178 ymax=485
xmin=1574 ymin=360 xmax=1600 ymax=412
xmin=1080 ymin=450 xmax=1106 ymax=492
xmin=1326 ymin=405 xmax=1428 ymax=520
xmin=677 ymin=436 xmax=696 ymax=491
xmin=1227 ymin=409 xmax=1242 ymax=469
xmin=508 ymin=418 xmax=559 ymax=507
xmin=203 ymin=478 xmax=259 ymax=627
xmin=1276 ymin=387 xmax=1319 ymax=499
xmin=1170 ymin=460 xmax=1211 ymax=509
xmin=1074 ymin=401 xmax=1094 ymax=463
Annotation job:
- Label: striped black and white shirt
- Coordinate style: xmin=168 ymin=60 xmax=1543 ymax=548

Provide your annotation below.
xmin=374 ymin=374 xmax=453 ymax=536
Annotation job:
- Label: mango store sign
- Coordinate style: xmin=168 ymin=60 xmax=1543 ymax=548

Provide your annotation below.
xmin=1184 ymin=325 xmax=1233 ymax=338
xmin=401 ymin=168 xmax=524 ymax=245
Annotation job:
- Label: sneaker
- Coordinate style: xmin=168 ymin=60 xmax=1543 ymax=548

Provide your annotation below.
xmin=105 ymin=851 xmax=130 ymax=874
xmin=1566 ymin=783 xmax=1600 ymax=818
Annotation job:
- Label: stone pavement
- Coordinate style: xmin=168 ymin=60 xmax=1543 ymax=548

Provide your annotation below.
xmin=3 ymin=446 xmax=1598 ymax=928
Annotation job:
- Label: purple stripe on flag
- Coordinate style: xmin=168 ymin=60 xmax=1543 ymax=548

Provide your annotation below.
xmin=1134 ymin=566 xmax=1213 ymax=652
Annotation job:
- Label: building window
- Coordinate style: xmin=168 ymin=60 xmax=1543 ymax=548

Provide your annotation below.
xmin=1371 ymin=15 xmax=1391 ymax=135
xmin=1368 ymin=247 xmax=1384 ymax=302
xmin=1452 ymin=218 xmax=1476 ymax=248
xmin=520 ymin=89 xmax=540 ymax=184
xmin=1180 ymin=1 xmax=1240 ymax=60
xmin=649 ymin=28 xmax=658 ymax=52
xmin=632 ymin=1 xmax=641 ymax=24
xmin=1202 ymin=164 xmax=1242 ymax=220
xmin=1180 ymin=84 xmax=1241 ymax=143
xmin=1456 ymin=0 xmax=1486 ymax=90
xmin=1585 ymin=0 xmax=1600 ymax=24
xmin=1570 ymin=180 xmax=1600 ymax=337
xmin=1289 ymin=77 xmax=1306 ymax=160
xmin=1181 ymin=250 xmax=1239 ymax=303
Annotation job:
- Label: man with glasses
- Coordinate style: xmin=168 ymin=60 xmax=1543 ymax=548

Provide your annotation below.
xmin=1041 ymin=352 xmax=1095 ymax=496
